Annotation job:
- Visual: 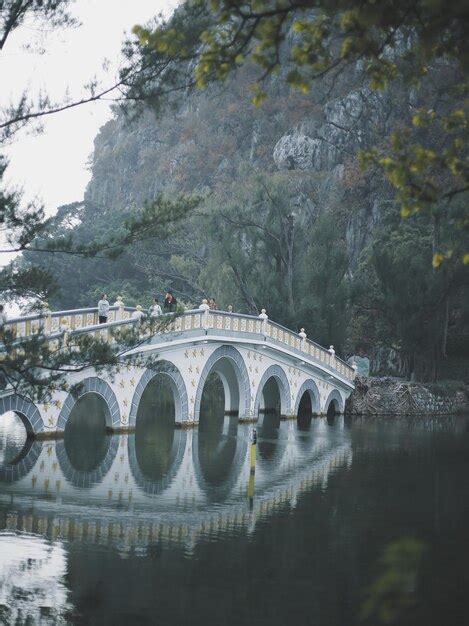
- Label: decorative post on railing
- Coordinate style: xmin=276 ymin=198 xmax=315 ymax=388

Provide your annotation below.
xmin=42 ymin=302 xmax=52 ymax=335
xmin=199 ymin=299 xmax=210 ymax=329
xmin=114 ymin=296 xmax=124 ymax=321
xmin=299 ymin=328 xmax=307 ymax=350
xmin=259 ymin=308 xmax=268 ymax=336
xmin=60 ymin=317 xmax=70 ymax=346
xmin=328 ymin=345 xmax=335 ymax=364
xmin=352 ymin=362 xmax=358 ymax=378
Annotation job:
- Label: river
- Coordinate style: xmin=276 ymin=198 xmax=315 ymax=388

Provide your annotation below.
xmin=0 ymin=384 xmax=468 ymax=625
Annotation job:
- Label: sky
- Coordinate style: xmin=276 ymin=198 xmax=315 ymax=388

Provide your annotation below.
xmin=2 ymin=0 xmax=173 ymax=217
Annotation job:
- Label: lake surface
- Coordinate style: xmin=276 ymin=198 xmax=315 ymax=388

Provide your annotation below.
xmin=1 ymin=394 xmax=468 ymax=625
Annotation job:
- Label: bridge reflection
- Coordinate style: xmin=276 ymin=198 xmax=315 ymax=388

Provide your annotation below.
xmin=0 ymin=407 xmax=354 ymax=552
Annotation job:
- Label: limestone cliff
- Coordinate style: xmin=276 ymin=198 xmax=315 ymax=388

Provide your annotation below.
xmin=83 ymin=68 xmax=403 ymax=271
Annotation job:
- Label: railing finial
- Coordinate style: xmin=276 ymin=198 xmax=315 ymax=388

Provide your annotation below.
xmin=299 ymin=328 xmax=307 ymax=348
xmin=199 ymin=299 xmax=210 ymax=329
xmin=259 ymin=308 xmax=268 ymax=335
xmin=42 ymin=302 xmax=52 ymax=335
xmin=114 ymin=296 xmax=124 ymax=320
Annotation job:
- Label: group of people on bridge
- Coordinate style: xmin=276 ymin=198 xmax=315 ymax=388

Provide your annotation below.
xmin=97 ymin=291 xmax=222 ymax=325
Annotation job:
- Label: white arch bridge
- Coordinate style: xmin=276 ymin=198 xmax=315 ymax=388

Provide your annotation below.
xmin=1 ymin=305 xmax=356 ymax=438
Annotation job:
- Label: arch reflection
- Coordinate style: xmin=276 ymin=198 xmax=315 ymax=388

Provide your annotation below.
xmin=128 ymin=376 xmax=187 ymax=495
xmin=0 ymin=411 xmax=42 ymax=483
xmin=258 ymin=413 xmax=280 ymax=460
xmin=57 ymin=394 xmax=118 ymax=488
xmin=0 ymin=440 xmax=42 ymax=484
xmin=193 ymin=373 xmax=246 ymax=498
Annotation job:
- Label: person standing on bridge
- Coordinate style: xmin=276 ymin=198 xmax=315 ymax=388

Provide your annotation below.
xmin=163 ymin=290 xmax=177 ymax=313
xmin=98 ymin=294 xmax=110 ymax=324
xmin=149 ymin=297 xmax=162 ymax=318
xmin=132 ymin=305 xmax=145 ymax=321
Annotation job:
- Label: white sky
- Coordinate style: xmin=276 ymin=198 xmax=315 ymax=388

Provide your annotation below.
xmin=2 ymin=0 xmax=173 ymax=217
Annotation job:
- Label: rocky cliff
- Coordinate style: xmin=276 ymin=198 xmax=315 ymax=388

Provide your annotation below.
xmin=83 ymin=65 xmax=404 ymax=271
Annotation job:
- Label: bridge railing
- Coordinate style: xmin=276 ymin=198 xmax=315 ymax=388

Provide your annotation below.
xmin=200 ymin=310 xmax=355 ymax=382
xmin=3 ymin=305 xmax=137 ymax=339
xmin=3 ymin=306 xmax=356 ymax=382
xmin=266 ymin=318 xmax=350 ymax=376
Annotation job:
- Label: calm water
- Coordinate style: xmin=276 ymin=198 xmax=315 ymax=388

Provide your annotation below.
xmin=0 ymin=390 xmax=468 ymax=625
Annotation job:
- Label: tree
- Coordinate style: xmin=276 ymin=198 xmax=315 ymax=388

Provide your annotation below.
xmin=180 ymin=169 xmax=350 ymax=351
xmin=298 ymin=210 xmax=349 ymax=351
xmin=351 ymin=202 xmax=468 ymax=381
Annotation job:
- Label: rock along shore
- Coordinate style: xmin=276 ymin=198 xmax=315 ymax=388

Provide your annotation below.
xmin=345 ymin=376 xmax=469 ymax=417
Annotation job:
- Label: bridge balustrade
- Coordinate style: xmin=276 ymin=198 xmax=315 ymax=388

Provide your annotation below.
xmin=3 ymin=306 xmax=355 ymax=382
xmin=3 ymin=305 xmax=137 ymax=339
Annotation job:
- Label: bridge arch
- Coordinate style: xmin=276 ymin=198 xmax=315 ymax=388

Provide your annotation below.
xmin=294 ymin=379 xmax=321 ymax=416
xmin=0 ymin=395 xmax=44 ymax=437
xmin=254 ymin=365 xmax=291 ymax=416
xmin=194 ymin=346 xmax=250 ymax=421
xmin=57 ymin=377 xmax=120 ymax=431
xmin=129 ymin=361 xmax=188 ymax=426
xmin=324 ymin=389 xmax=345 ymax=416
